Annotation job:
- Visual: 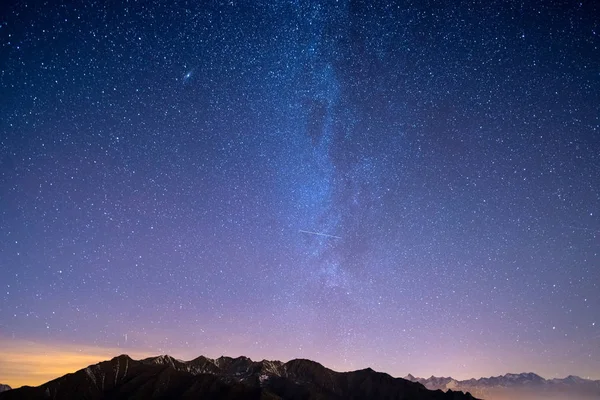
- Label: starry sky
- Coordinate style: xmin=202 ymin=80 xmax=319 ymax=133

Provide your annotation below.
xmin=1 ymin=0 xmax=599 ymax=388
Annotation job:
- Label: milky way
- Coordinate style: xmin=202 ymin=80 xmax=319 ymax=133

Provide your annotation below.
xmin=1 ymin=0 xmax=599 ymax=385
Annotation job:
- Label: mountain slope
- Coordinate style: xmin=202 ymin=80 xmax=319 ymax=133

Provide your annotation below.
xmin=0 ymin=354 xmax=478 ymax=400
xmin=405 ymin=372 xmax=600 ymax=399
xmin=0 ymin=386 xmax=10 ymax=393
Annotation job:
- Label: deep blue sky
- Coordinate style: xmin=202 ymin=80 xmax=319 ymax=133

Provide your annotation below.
xmin=1 ymin=0 xmax=599 ymax=384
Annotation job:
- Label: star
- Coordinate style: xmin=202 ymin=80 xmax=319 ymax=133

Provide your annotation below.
xmin=1 ymin=0 xmax=598 ymax=387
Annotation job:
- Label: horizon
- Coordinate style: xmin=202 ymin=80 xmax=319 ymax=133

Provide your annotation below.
xmin=1 ymin=336 xmax=599 ymax=388
xmin=1 ymin=0 xmax=599 ymax=390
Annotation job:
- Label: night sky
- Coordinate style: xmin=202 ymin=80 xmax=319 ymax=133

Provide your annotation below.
xmin=1 ymin=0 xmax=599 ymax=388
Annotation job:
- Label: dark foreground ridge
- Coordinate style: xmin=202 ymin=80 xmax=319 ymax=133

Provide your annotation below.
xmin=0 ymin=354 xmax=479 ymax=400
xmin=0 ymin=385 xmax=10 ymax=393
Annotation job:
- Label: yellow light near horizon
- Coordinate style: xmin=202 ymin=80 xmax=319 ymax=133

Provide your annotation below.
xmin=0 ymin=338 xmax=152 ymax=388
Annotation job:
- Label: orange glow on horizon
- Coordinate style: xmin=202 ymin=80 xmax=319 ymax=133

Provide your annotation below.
xmin=0 ymin=337 xmax=153 ymax=388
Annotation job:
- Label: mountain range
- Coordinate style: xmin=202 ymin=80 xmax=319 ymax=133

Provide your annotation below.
xmin=0 ymin=386 xmax=10 ymax=394
xmin=404 ymin=372 xmax=600 ymax=399
xmin=0 ymin=354 xmax=477 ymax=400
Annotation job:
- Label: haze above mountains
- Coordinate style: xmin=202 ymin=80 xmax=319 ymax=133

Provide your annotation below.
xmin=404 ymin=372 xmax=600 ymax=400
xmin=1 ymin=354 xmax=599 ymax=400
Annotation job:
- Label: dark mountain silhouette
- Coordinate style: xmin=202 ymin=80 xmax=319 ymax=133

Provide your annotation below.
xmin=0 ymin=385 xmax=10 ymax=393
xmin=0 ymin=354 xmax=478 ymax=400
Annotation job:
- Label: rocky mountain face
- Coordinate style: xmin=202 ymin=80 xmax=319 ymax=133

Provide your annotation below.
xmin=404 ymin=372 xmax=600 ymax=399
xmin=0 ymin=386 xmax=10 ymax=393
xmin=0 ymin=354 xmax=478 ymax=400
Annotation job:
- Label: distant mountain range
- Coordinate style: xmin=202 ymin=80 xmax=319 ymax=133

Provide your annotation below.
xmin=0 ymin=386 xmax=10 ymax=394
xmin=404 ymin=372 xmax=600 ymax=399
xmin=0 ymin=354 xmax=477 ymax=400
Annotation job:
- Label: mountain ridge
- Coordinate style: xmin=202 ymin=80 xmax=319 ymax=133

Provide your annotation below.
xmin=404 ymin=372 xmax=600 ymax=398
xmin=0 ymin=354 xmax=478 ymax=400
xmin=0 ymin=354 xmax=476 ymax=400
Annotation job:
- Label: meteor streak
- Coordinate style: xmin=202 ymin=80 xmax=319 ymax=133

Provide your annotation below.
xmin=299 ymin=230 xmax=342 ymax=239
